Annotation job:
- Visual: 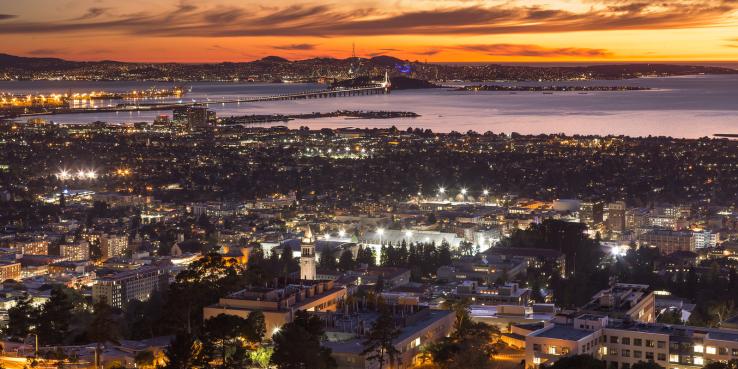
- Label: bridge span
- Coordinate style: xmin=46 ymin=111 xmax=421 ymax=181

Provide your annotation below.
xmin=10 ymin=75 xmax=392 ymax=118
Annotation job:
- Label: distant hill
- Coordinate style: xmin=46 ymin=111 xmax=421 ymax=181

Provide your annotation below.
xmin=0 ymin=53 xmax=83 ymax=70
xmin=0 ymin=53 xmax=735 ymax=81
xmin=368 ymin=55 xmax=405 ymax=66
xmin=258 ymin=56 xmax=289 ymax=63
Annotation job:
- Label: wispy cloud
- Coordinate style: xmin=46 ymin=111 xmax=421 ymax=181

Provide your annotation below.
xmin=76 ymin=7 xmax=109 ymax=20
xmin=274 ymin=43 xmax=317 ymax=51
xmin=0 ymin=1 xmax=734 ymax=37
xmin=457 ymin=44 xmax=613 ymax=57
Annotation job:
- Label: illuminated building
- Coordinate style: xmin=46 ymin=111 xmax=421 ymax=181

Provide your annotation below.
xmin=203 ymin=280 xmax=346 ymax=338
xmin=92 ymin=265 xmax=169 ymax=309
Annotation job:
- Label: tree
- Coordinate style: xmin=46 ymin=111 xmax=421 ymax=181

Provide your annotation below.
xmin=162 ymin=332 xmax=204 ymax=369
xmin=163 ymin=253 xmax=244 ymax=333
xmin=547 ymin=354 xmax=605 ymax=369
xmin=5 ymin=294 xmax=37 ymax=340
xmin=429 ymin=299 xmax=498 ymax=369
xmin=202 ymin=313 xmax=257 ymax=367
xmin=701 ymin=360 xmax=738 ymax=369
xmin=249 ymin=346 xmax=273 ymax=369
xmin=338 ymin=249 xmax=355 ymax=271
xmin=362 ymin=310 xmax=401 ymax=369
xmin=34 ymin=286 xmax=81 ymax=345
xmin=86 ymin=302 xmax=122 ymax=369
xmin=134 ymin=350 xmax=156 ymax=369
xmin=631 ymin=361 xmax=665 ymax=369
xmin=319 ymin=248 xmax=338 ymax=271
xmin=245 ymin=311 xmax=266 ymax=343
xmin=271 ymin=310 xmax=336 ymax=369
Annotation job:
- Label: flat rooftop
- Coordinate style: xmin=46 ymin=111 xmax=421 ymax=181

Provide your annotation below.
xmin=533 ymin=325 xmax=594 ymax=341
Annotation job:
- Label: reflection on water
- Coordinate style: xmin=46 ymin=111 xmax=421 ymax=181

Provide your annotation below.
xmin=3 ymin=75 xmax=738 ymax=138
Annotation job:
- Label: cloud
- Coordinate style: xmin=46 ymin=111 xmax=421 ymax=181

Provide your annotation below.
xmin=412 ymin=49 xmax=443 ymax=56
xmin=457 ymin=44 xmax=613 ymax=57
xmin=0 ymin=14 xmax=16 ymax=20
xmin=0 ymin=1 xmax=735 ymax=38
xmin=76 ymin=7 xmax=108 ymax=20
xmin=274 ymin=43 xmax=317 ymax=51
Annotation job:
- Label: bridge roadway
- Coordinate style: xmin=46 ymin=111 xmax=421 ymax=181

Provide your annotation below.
xmin=15 ymin=84 xmax=390 ymax=118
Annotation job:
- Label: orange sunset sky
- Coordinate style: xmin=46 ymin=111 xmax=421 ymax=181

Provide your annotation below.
xmin=1 ymin=0 xmax=738 ymax=63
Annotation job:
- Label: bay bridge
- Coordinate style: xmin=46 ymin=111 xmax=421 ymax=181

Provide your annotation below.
xmin=10 ymin=73 xmax=391 ymax=118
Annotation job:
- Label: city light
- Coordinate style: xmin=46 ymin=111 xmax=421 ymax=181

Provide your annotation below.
xmin=405 ymin=230 xmax=413 ymax=238
xmin=56 ymin=169 xmax=71 ymax=180
xmin=338 ymin=229 xmax=346 ymax=238
xmin=324 ymin=233 xmax=330 ymax=240
xmin=377 ymin=228 xmax=384 ymax=236
xmin=438 ymin=187 xmax=445 ymax=194
xmin=483 ymin=189 xmax=489 ymax=196
xmin=461 ymin=188 xmax=467 ymax=195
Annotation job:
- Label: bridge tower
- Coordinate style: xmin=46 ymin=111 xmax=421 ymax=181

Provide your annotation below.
xmin=382 ymin=70 xmax=392 ymax=93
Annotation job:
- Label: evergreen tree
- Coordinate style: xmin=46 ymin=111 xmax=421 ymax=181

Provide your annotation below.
xmin=338 ymin=249 xmax=355 ymax=271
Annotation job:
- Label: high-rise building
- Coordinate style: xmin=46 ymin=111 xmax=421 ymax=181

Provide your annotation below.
xmin=100 ymin=233 xmax=128 ymax=259
xmin=92 ymin=265 xmax=169 ymax=309
xmin=580 ymin=201 xmax=604 ymax=229
xmin=300 ymin=243 xmax=316 ymax=280
xmin=172 ymin=105 xmax=214 ymax=129
xmin=606 ymin=201 xmax=626 ymax=235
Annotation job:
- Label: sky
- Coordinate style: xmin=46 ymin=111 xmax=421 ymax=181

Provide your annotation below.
xmin=1 ymin=0 xmax=738 ymax=63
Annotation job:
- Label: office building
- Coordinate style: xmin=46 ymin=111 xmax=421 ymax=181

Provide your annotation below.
xmin=580 ymin=201 xmax=605 ymax=229
xmin=92 ymin=265 xmax=169 ymax=309
xmin=638 ymin=230 xmax=695 ymax=255
xmin=607 ymin=201 xmax=627 ymax=235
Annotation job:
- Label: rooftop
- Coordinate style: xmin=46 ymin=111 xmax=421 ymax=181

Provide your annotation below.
xmin=533 ymin=325 xmax=594 ymax=341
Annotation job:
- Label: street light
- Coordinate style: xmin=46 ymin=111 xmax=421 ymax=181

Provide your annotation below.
xmin=338 ymin=229 xmax=346 ymax=238
xmin=483 ymin=189 xmax=489 ymax=196
xmin=461 ymin=188 xmax=467 ymax=195
xmin=404 ymin=230 xmax=413 ymax=240
xmin=438 ymin=187 xmax=445 ymax=194
xmin=377 ymin=228 xmax=385 ymax=244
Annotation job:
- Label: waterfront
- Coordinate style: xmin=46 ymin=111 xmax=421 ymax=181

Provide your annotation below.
xmin=3 ymin=74 xmax=738 ymax=138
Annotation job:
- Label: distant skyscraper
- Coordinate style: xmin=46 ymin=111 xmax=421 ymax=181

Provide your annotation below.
xmin=580 ymin=200 xmax=604 ymax=229
xmin=606 ymin=201 xmax=627 ymax=234
xmin=172 ymin=105 xmax=214 ymax=129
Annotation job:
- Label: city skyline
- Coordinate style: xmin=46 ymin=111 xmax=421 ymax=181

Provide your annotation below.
xmin=2 ymin=0 xmax=738 ymax=63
